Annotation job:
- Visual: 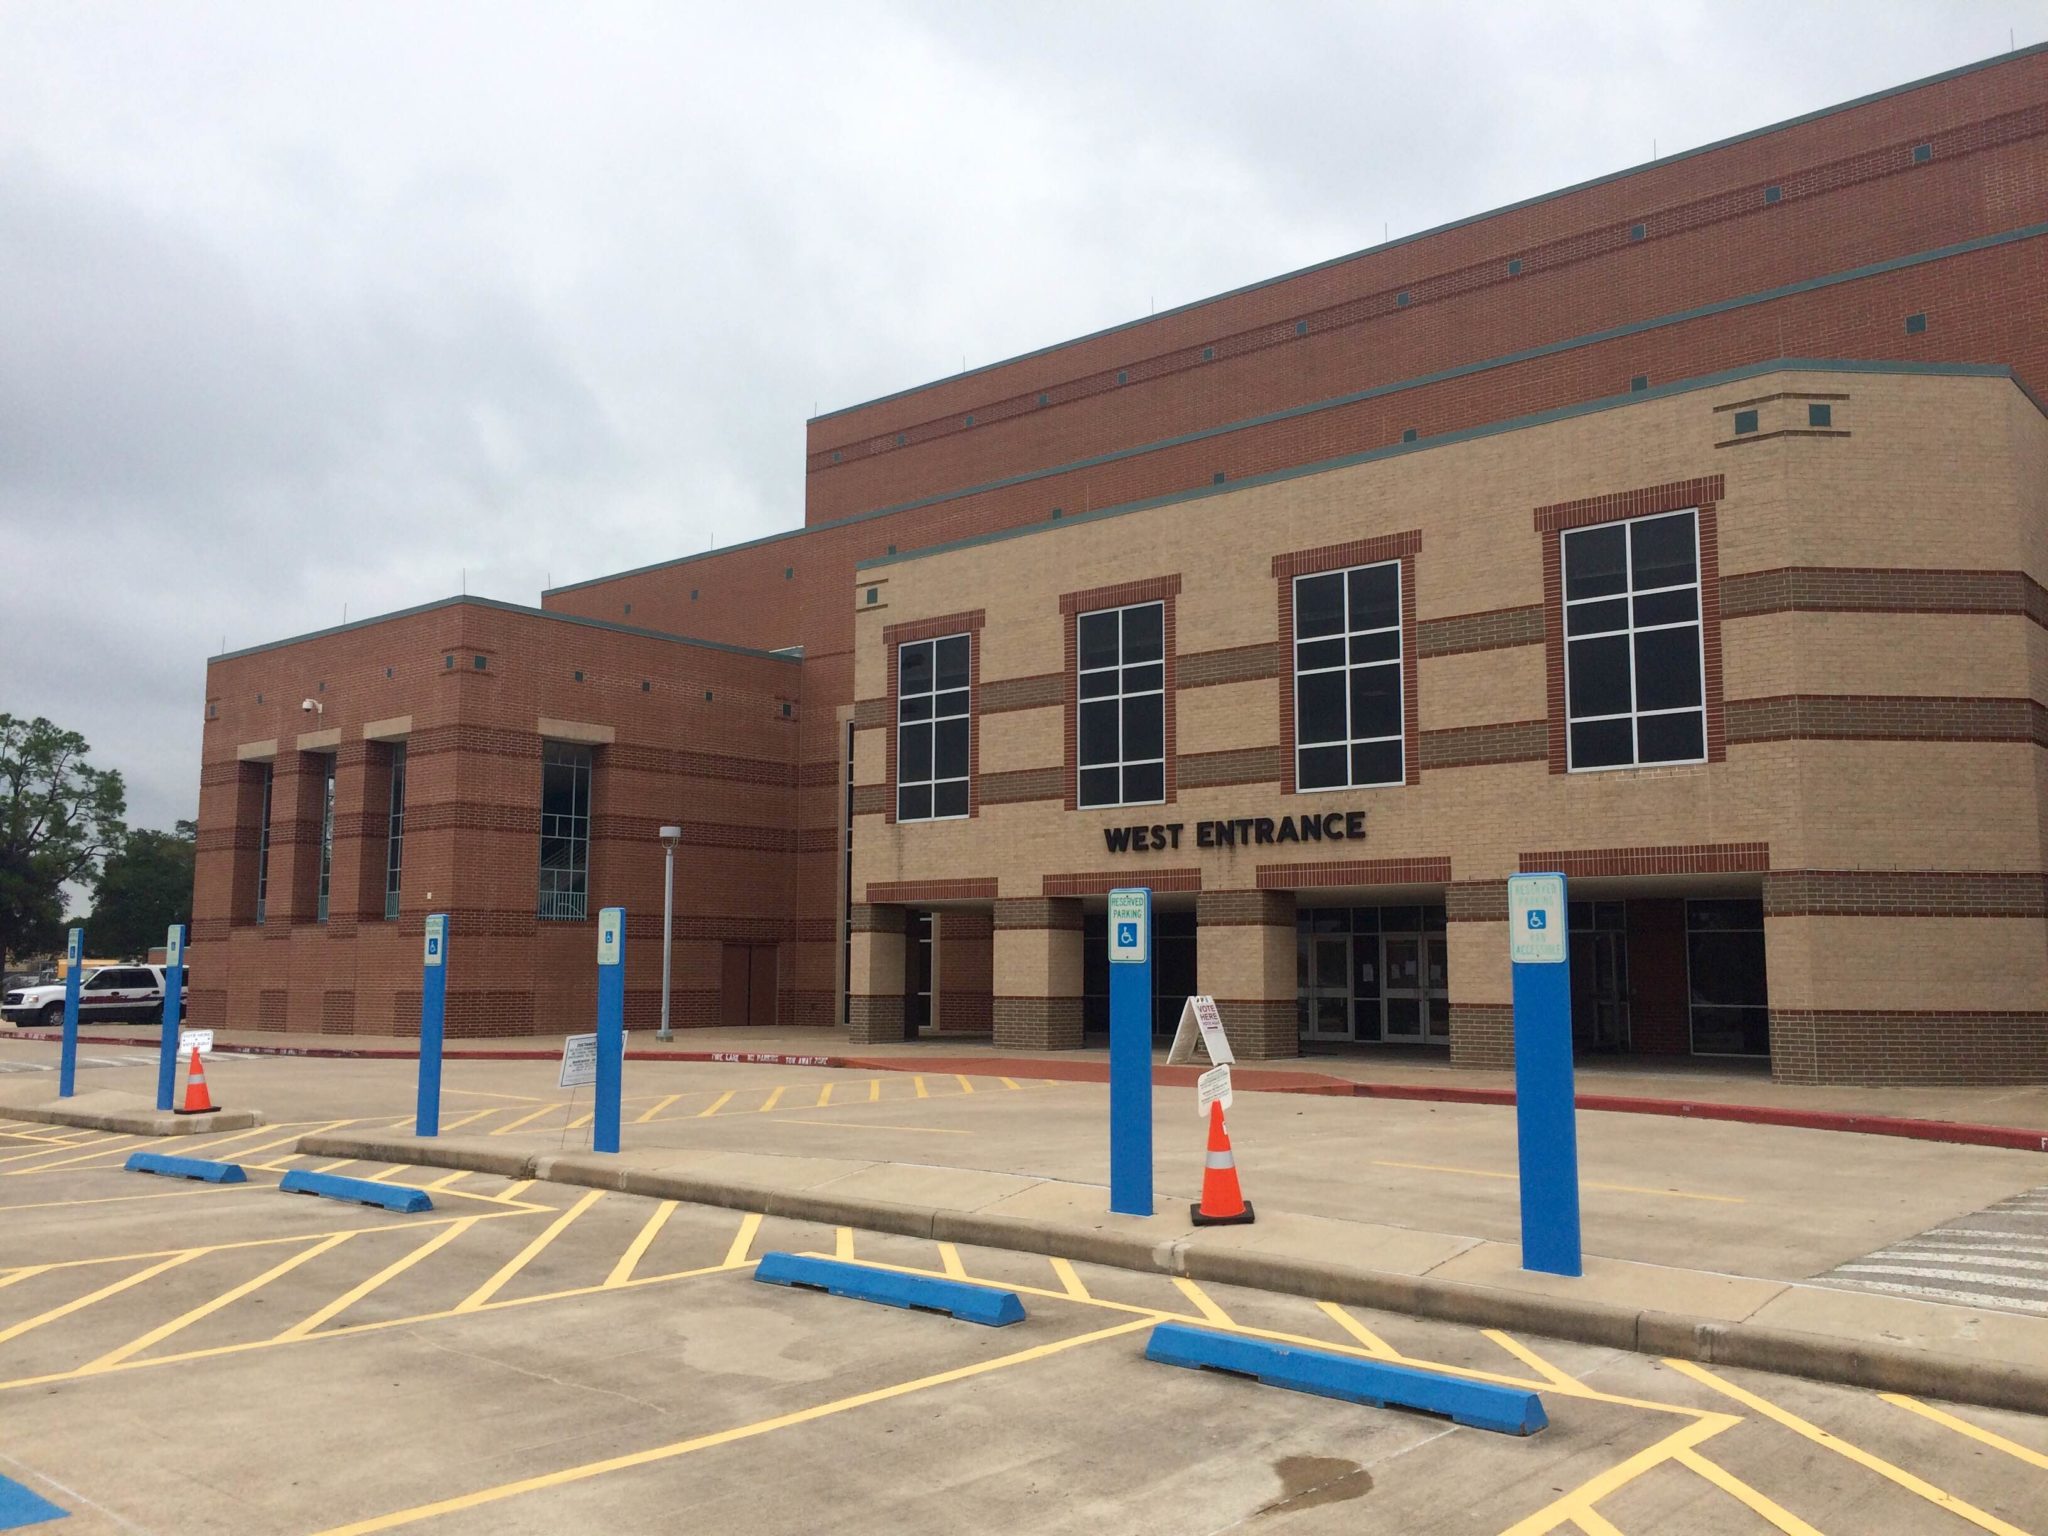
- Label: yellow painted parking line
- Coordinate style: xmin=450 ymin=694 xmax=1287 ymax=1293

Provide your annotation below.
xmin=445 ymin=1087 xmax=551 ymax=1104
xmin=457 ymin=1189 xmax=605 ymax=1311
xmin=421 ymin=1170 xmax=470 ymax=1193
xmin=1666 ymin=1359 xmax=2028 ymax=1536
xmin=835 ymin=1227 xmax=854 ymax=1261
xmin=1049 ymin=1257 xmax=1090 ymax=1301
xmin=497 ymin=1180 xmax=535 ymax=1203
xmin=936 ymin=1242 xmax=967 ymax=1280
xmin=441 ymin=1107 xmax=505 ymax=1131
xmin=360 ymin=1165 xmax=414 ymax=1184
xmin=1882 ymin=1394 xmax=2048 ymax=1471
xmin=490 ymin=1103 xmax=563 ymax=1137
xmin=867 ymin=1078 xmax=881 ymax=1102
xmin=1672 ymin=1448 xmax=1826 ymax=1536
xmin=723 ymin=1211 xmax=763 ymax=1269
xmin=605 ymin=1201 xmax=677 ymax=1288
xmin=1500 ymin=1414 xmax=1734 ymax=1536
xmin=312 ymin=1159 xmax=357 ymax=1174
xmin=84 ymin=1232 xmax=356 ymax=1370
xmin=1170 ymin=1278 xmax=1233 ymax=1326
xmin=913 ymin=1076 xmax=928 ymax=1099
xmin=955 ymin=1075 xmax=975 ymax=1094
xmin=280 ymin=1220 xmax=480 ymax=1340
xmin=1318 ymin=1302 xmax=1397 ymax=1358
xmin=697 ymin=1090 xmax=735 ymax=1118
xmin=0 ymin=1252 xmax=202 ymax=1347
xmin=1484 ymin=1329 xmax=1579 ymax=1388
xmin=816 ymin=1083 xmax=833 ymax=1108
xmin=758 ymin=1085 xmax=788 ymax=1113
xmin=1372 ymin=1159 xmax=1744 ymax=1204
xmin=0 ymin=1267 xmax=49 ymax=1293
xmin=0 ymin=1184 xmax=267 ymax=1216
xmin=0 ymin=1135 xmax=142 ymax=1174
xmin=999 ymin=1077 xmax=1022 ymax=1090
xmin=634 ymin=1094 xmax=681 ymax=1124
xmin=305 ymin=1315 xmax=1162 ymax=1536
xmin=1568 ymin=1509 xmax=1625 ymax=1536
xmin=567 ymin=1110 xmax=594 ymax=1129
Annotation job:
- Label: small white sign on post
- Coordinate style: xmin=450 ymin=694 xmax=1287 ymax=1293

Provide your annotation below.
xmin=1165 ymin=995 xmax=1236 ymax=1066
xmin=1107 ymin=888 xmax=1148 ymax=965
xmin=165 ymin=924 xmax=184 ymax=967
xmin=1508 ymin=874 xmax=1568 ymax=965
xmin=597 ymin=908 xmax=624 ymax=968
xmin=559 ymin=1032 xmax=598 ymax=1089
xmin=1196 ymin=1062 xmax=1233 ymax=1118
xmin=422 ymin=913 xmax=447 ymax=967
xmin=179 ymin=1029 xmax=214 ymax=1056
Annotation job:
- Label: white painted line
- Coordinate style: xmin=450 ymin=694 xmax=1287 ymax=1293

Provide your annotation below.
xmin=1889 ymin=1241 xmax=2048 ymax=1261
xmin=1821 ymin=1277 xmax=2048 ymax=1314
xmin=1836 ymin=1262 xmax=2048 ymax=1294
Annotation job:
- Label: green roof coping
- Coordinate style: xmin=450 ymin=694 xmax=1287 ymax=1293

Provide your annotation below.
xmin=854 ymin=360 xmax=2026 ymax=572
xmin=210 ymin=595 xmax=804 ymax=665
xmin=809 ymin=43 xmax=2048 ymax=427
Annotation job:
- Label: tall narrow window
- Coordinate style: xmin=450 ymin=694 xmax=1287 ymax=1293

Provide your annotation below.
xmin=1293 ymin=562 xmax=1403 ymax=790
xmin=254 ymin=764 xmax=274 ymax=924
xmin=538 ymin=741 xmax=592 ymax=919
xmin=383 ymin=743 xmax=407 ymax=920
xmin=897 ymin=634 xmax=970 ymax=821
xmin=1077 ymin=601 xmax=1165 ymax=807
xmin=1561 ymin=509 xmax=1705 ymax=769
xmin=315 ymin=756 xmax=336 ymax=923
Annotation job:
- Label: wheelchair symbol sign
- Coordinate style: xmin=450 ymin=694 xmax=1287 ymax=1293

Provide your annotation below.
xmin=1527 ymin=910 xmax=1547 ymax=930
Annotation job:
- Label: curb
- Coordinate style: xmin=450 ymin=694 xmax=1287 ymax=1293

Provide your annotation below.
xmin=291 ymin=1129 xmax=2048 ymax=1414
xmin=2 ymin=1103 xmax=262 ymax=1136
xmin=14 ymin=1028 xmax=2046 ymax=1153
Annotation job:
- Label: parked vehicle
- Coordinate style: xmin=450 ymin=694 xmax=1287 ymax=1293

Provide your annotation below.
xmin=1 ymin=965 xmax=188 ymax=1029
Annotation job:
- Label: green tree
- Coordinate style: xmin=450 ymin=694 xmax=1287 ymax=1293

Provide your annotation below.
xmin=0 ymin=715 xmax=127 ymax=963
xmin=89 ymin=820 xmax=197 ymax=957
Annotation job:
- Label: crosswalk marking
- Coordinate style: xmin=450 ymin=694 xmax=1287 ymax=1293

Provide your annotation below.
xmin=1818 ymin=1185 xmax=2048 ymax=1317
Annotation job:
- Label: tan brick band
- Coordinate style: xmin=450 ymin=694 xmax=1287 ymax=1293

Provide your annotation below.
xmin=1726 ymin=694 xmax=2048 ymax=745
xmin=993 ymin=898 xmax=1085 ymax=931
xmin=1771 ymin=1009 xmax=2048 ymax=1086
xmin=1448 ymin=1002 xmax=1515 ymax=1068
xmin=1445 ymin=881 xmax=1510 ymax=922
xmin=1764 ymin=870 xmax=2048 ymax=918
xmin=992 ymin=995 xmax=1084 ymax=1051
xmin=1520 ymin=842 xmax=1769 ymax=877
xmin=1419 ymin=720 xmax=1548 ymax=770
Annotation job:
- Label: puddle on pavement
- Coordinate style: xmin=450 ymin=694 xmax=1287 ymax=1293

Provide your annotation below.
xmin=1256 ymin=1455 xmax=1373 ymax=1517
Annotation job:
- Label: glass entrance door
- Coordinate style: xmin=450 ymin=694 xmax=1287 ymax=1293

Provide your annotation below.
xmin=1297 ymin=933 xmax=1352 ymax=1040
xmin=1382 ymin=931 xmax=1450 ymax=1043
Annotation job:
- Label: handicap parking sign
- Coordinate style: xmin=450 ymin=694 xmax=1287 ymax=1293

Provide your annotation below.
xmin=1507 ymin=874 xmax=1566 ymax=965
xmin=1527 ymin=909 xmax=1546 ymax=930
xmin=1117 ymin=922 xmax=1138 ymax=947
xmin=1107 ymin=888 xmax=1149 ymax=965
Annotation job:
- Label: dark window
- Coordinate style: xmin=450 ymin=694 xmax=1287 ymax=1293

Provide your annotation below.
xmin=1295 ymin=320 xmax=1308 ymax=335
xmin=1202 ymin=346 xmax=1214 ymax=360
xmin=1293 ymin=561 xmax=1404 ymax=791
xmin=1905 ymin=312 xmax=1927 ymax=334
xmin=315 ymin=756 xmax=336 ymax=923
xmin=472 ymin=655 xmax=486 ymax=670
xmin=1733 ymin=409 xmax=1758 ymax=435
xmin=1630 ymin=222 xmax=1646 ymax=241
xmin=538 ymin=741 xmax=592 ymax=920
xmin=1808 ymin=403 xmax=1832 ymax=428
xmin=1396 ymin=291 xmax=1410 ymax=307
xmin=897 ymin=634 xmax=971 ymax=821
xmin=866 ymin=587 xmax=879 ymax=606
xmin=1076 ymin=602 xmax=1167 ymax=808
xmin=1508 ymin=258 xmax=1522 ymax=275
xmin=1561 ymin=510 xmax=1706 ymax=770
xmin=1116 ymin=370 xmax=1128 ymax=385
xmin=254 ymin=765 xmax=274 ymax=924
xmin=1764 ymin=184 xmax=1782 ymax=203
xmin=383 ymin=743 xmax=406 ymax=920
xmin=1401 ymin=428 xmax=1417 ymax=443
xmin=1912 ymin=142 xmax=1932 ymax=163
xmin=1630 ymin=375 xmax=1648 ymax=392
xmin=1687 ymin=899 xmax=1768 ymax=1056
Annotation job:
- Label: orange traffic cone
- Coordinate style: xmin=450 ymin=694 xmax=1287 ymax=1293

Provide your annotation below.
xmin=1191 ymin=1099 xmax=1254 ymax=1226
xmin=174 ymin=1046 xmax=216 ymax=1115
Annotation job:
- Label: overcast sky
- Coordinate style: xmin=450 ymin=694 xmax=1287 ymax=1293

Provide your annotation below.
xmin=1 ymin=1 xmax=2036 ymax=840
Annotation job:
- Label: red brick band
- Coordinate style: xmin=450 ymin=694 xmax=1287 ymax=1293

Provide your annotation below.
xmin=1044 ymin=868 xmax=1202 ymax=896
xmin=1763 ymin=870 xmax=2048 ymax=918
xmin=1256 ymin=856 xmax=1453 ymax=890
xmin=1518 ymin=842 xmax=1769 ymax=877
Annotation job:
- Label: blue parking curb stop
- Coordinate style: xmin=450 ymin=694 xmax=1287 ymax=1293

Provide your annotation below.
xmin=1143 ymin=1322 xmax=1547 ymax=1435
xmin=0 ymin=1470 xmax=67 ymax=1529
xmin=753 ymin=1252 xmax=1027 ymax=1326
xmin=278 ymin=1170 xmax=433 ymax=1213
xmin=124 ymin=1151 xmax=247 ymax=1184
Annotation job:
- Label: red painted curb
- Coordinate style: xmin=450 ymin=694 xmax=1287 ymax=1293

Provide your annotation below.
xmin=7 ymin=1029 xmax=2043 ymax=1152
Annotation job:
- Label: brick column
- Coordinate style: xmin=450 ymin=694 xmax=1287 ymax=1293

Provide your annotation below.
xmin=1195 ymin=889 xmax=1298 ymax=1060
xmin=1445 ymin=879 xmax=1512 ymax=1069
xmin=263 ymin=752 xmax=330 ymax=928
xmin=992 ymin=897 xmax=1084 ymax=1050
xmin=326 ymin=742 xmax=390 ymax=935
xmin=934 ymin=909 xmax=994 ymax=1036
xmin=846 ymin=903 xmax=908 ymax=1044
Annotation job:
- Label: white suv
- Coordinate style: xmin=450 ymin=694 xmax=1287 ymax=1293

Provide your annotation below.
xmin=2 ymin=965 xmax=186 ymax=1029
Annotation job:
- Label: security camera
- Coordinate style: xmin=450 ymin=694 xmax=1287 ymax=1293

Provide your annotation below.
xmin=301 ymin=698 xmax=322 ymax=715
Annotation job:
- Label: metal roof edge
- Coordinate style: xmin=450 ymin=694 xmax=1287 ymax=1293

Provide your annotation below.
xmin=854 ymin=360 xmax=2022 ymax=571
xmin=209 ymin=594 xmax=803 ymax=665
xmin=809 ymin=42 xmax=2048 ymax=427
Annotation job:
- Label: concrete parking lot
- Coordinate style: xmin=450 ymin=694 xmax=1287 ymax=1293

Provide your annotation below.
xmin=3 ymin=1114 xmax=2046 ymax=1534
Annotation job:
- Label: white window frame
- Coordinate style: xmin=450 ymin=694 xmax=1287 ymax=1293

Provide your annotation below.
xmin=896 ymin=633 xmax=971 ymax=822
xmin=1075 ymin=600 xmax=1166 ymax=810
xmin=1291 ymin=560 xmax=1405 ymax=793
xmin=1560 ymin=509 xmax=1708 ymax=773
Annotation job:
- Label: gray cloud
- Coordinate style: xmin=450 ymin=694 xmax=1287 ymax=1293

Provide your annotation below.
xmin=0 ymin=0 xmax=2028 ymax=849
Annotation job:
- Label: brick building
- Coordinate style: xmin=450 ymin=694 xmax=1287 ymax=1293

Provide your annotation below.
xmin=190 ymin=49 xmax=2048 ymax=1083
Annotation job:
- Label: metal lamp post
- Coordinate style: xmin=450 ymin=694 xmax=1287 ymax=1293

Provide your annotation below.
xmin=655 ymin=825 xmax=681 ymax=1041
